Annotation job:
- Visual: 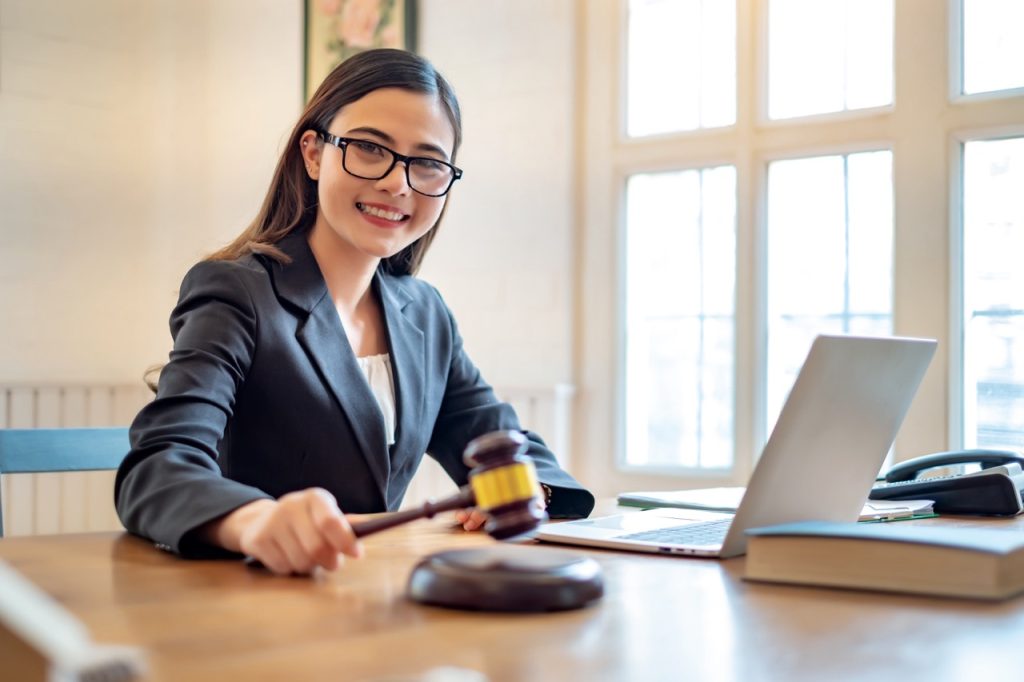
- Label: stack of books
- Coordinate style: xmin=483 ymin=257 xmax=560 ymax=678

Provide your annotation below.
xmin=744 ymin=520 xmax=1024 ymax=600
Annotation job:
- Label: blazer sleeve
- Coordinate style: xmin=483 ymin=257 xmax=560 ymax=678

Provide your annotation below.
xmin=424 ymin=289 xmax=595 ymax=519
xmin=114 ymin=260 xmax=272 ymax=557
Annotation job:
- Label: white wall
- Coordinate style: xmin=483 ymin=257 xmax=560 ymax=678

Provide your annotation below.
xmin=0 ymin=0 xmax=580 ymax=462
xmin=0 ymin=0 xmax=303 ymax=385
xmin=417 ymin=0 xmax=578 ymax=391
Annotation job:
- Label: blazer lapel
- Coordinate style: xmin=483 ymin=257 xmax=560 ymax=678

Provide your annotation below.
xmin=268 ymin=232 xmax=391 ymax=503
xmin=376 ymin=274 xmax=425 ymax=468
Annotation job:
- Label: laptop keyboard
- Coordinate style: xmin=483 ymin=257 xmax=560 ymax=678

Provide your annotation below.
xmin=618 ymin=518 xmax=733 ymax=546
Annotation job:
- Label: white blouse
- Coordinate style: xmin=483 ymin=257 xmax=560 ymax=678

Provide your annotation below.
xmin=356 ymin=353 xmax=397 ymax=446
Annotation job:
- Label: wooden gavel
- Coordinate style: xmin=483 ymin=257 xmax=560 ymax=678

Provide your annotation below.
xmin=350 ymin=430 xmax=547 ymax=540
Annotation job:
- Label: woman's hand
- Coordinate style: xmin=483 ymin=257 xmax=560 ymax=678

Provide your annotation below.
xmin=453 ymin=486 xmax=550 ymax=532
xmin=453 ymin=508 xmax=488 ymax=531
xmin=203 ymin=488 xmax=363 ymax=575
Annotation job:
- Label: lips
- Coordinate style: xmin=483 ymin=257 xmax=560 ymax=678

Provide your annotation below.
xmin=356 ymin=201 xmax=410 ymax=223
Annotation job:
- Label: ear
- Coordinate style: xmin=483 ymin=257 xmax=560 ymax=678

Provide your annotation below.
xmin=299 ymin=130 xmax=322 ymax=180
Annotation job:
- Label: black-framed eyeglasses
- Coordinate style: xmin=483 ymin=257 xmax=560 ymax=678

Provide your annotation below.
xmin=317 ymin=131 xmax=463 ymax=197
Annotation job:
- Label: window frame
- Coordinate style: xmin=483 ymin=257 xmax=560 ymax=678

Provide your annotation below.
xmin=617 ymin=161 xmax=740 ymax=477
xmin=758 ymin=0 xmax=896 ymax=125
xmin=949 ymin=124 xmax=1024 ymax=450
xmin=950 ymin=0 xmax=1024 ymax=103
xmin=574 ymin=0 xmax=1024 ymax=498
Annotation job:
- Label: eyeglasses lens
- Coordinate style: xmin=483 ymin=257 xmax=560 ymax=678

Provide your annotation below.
xmin=344 ymin=141 xmax=454 ymax=196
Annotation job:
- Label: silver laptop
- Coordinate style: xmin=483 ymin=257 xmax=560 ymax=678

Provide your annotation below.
xmin=537 ymin=334 xmax=937 ymax=558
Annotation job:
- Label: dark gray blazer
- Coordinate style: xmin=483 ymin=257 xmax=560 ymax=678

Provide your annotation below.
xmin=115 ymin=231 xmax=594 ymax=556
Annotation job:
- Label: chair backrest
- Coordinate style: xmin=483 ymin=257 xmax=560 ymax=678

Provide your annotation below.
xmin=0 ymin=428 xmax=130 ymax=538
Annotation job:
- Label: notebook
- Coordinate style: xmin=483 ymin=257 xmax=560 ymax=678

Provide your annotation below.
xmin=536 ymin=334 xmax=938 ymax=558
xmin=615 ymin=487 xmax=936 ymax=522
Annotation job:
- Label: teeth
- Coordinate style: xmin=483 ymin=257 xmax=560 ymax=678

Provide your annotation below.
xmin=357 ymin=202 xmax=405 ymax=221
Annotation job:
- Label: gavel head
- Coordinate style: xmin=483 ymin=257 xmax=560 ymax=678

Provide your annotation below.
xmin=463 ymin=430 xmax=546 ymax=540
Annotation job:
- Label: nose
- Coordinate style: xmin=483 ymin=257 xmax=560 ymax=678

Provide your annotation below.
xmin=374 ymin=161 xmax=411 ymax=196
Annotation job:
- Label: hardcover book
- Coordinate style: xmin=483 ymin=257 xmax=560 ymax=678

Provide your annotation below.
xmin=744 ymin=521 xmax=1024 ymax=600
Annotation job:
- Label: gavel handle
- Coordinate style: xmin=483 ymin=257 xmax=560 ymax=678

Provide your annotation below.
xmin=350 ymin=488 xmax=476 ymax=538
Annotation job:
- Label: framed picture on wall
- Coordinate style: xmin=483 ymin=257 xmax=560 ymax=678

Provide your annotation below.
xmin=304 ymin=0 xmax=418 ymax=102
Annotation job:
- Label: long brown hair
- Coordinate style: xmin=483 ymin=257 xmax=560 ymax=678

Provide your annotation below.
xmin=207 ymin=48 xmax=462 ymax=276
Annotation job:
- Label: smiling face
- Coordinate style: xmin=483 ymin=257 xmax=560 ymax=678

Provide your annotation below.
xmin=300 ymin=87 xmax=457 ymax=270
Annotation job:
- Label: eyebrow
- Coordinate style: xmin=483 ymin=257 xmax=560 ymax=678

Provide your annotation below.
xmin=344 ymin=126 xmax=451 ymax=160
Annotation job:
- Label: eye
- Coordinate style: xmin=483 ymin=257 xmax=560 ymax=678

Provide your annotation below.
xmin=410 ymin=158 xmax=448 ymax=176
xmin=350 ymin=140 xmax=386 ymax=157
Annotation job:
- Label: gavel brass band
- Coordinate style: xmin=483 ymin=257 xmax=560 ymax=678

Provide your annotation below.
xmin=469 ymin=461 xmax=541 ymax=511
xmin=347 ymin=430 xmax=545 ymax=540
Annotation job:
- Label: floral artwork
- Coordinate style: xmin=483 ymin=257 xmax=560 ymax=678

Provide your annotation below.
xmin=305 ymin=0 xmax=416 ymax=102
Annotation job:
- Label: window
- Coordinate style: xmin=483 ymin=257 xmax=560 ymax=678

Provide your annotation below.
xmin=962 ymin=137 xmax=1024 ymax=449
xmin=961 ymin=0 xmax=1024 ymax=95
xmin=767 ymin=0 xmax=893 ymax=120
xmin=766 ymin=151 xmax=893 ymax=427
xmin=578 ymin=1 xmax=1024 ymax=494
xmin=626 ymin=0 xmax=736 ymax=136
xmin=625 ymin=167 xmax=737 ymax=468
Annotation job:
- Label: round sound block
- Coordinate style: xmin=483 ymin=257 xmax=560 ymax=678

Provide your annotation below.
xmin=407 ymin=545 xmax=604 ymax=612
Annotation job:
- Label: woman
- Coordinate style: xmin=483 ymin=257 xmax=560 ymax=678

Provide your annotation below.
xmin=115 ymin=48 xmax=594 ymax=575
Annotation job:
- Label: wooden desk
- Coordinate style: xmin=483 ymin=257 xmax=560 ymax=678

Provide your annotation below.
xmin=2 ymin=512 xmax=1024 ymax=681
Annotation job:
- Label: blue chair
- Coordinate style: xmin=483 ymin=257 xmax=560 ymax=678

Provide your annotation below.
xmin=0 ymin=428 xmax=130 ymax=538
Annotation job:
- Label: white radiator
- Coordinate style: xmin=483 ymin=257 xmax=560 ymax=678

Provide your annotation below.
xmin=0 ymin=384 xmax=152 ymax=537
xmin=0 ymin=383 xmax=574 ymax=536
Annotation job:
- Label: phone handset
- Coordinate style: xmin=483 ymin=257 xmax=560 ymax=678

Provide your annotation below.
xmin=884 ymin=449 xmax=1024 ymax=483
xmin=871 ymin=448 xmax=1024 ymax=515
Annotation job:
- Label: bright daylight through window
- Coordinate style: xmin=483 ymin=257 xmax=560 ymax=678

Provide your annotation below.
xmin=963 ymin=137 xmax=1024 ymax=449
xmin=625 ymin=167 xmax=736 ymax=468
xmin=962 ymin=0 xmax=1024 ymax=95
xmin=766 ymin=152 xmax=893 ymax=430
xmin=768 ymin=0 xmax=892 ymax=120
xmin=611 ymin=0 xmax=1022 ymax=480
xmin=626 ymin=0 xmax=735 ymax=136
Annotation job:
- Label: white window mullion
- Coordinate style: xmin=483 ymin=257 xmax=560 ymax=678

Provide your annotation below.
xmin=579 ymin=0 xmax=1023 ymax=496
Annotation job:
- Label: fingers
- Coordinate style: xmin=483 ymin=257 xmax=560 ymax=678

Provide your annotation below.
xmin=252 ymin=538 xmax=291 ymax=576
xmin=272 ymin=527 xmax=317 ymax=574
xmin=455 ymin=508 xmax=488 ymax=532
xmin=240 ymin=488 xmax=363 ymax=576
xmin=283 ymin=512 xmax=338 ymax=574
xmin=307 ymin=489 xmax=363 ymax=560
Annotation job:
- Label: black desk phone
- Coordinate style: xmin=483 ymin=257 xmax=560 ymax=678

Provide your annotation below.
xmin=870 ymin=449 xmax=1024 ymax=515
